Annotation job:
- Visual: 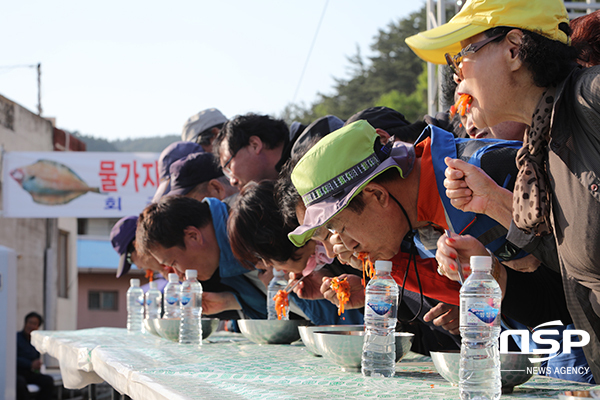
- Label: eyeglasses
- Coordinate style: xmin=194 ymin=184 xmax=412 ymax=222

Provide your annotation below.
xmin=445 ymin=33 xmax=505 ymax=77
xmin=222 ymin=150 xmax=238 ymax=180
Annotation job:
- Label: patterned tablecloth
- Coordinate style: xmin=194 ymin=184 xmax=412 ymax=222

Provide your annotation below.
xmin=32 ymin=327 xmax=598 ymax=400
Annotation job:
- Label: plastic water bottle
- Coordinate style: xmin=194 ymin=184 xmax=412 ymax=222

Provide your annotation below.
xmin=145 ymin=281 xmax=162 ymax=320
xmin=361 ymin=260 xmax=399 ymax=377
xmin=267 ymin=269 xmax=289 ymax=320
xmin=126 ymin=278 xmax=144 ymax=333
xmin=459 ymin=256 xmax=502 ymax=400
xmin=179 ymin=269 xmax=203 ymax=345
xmin=163 ymin=273 xmax=181 ymax=319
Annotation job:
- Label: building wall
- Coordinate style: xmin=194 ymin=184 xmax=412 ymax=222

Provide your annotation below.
xmin=77 ymin=273 xmax=131 ymax=329
xmin=0 ymin=95 xmax=53 ymax=329
xmin=56 ymin=217 xmax=78 ymax=330
xmin=0 ymin=94 xmax=78 ymax=333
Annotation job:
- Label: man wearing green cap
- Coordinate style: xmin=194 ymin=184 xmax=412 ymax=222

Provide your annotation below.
xmin=405 ymin=0 xmax=600 ymax=381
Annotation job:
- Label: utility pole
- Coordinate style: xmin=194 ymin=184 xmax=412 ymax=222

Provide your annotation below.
xmin=37 ymin=63 xmax=42 ymax=116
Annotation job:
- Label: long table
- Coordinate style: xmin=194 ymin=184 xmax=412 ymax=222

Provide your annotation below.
xmin=32 ymin=327 xmax=598 ymax=399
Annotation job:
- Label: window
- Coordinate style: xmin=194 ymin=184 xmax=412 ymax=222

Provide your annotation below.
xmin=88 ymin=291 xmax=118 ymax=311
xmin=57 ymin=230 xmax=69 ymax=298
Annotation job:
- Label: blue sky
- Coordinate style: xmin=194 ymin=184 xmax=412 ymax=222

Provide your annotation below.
xmin=1 ymin=1 xmax=425 ymax=141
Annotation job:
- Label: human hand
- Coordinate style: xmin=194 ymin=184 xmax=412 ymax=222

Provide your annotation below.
xmin=290 ymin=270 xmax=332 ymax=300
xmin=423 ymin=302 xmax=460 ymax=335
xmin=202 ymin=291 xmax=241 ymax=315
xmin=31 ymin=359 xmax=43 ymax=371
xmin=320 ymin=274 xmax=365 ymax=309
xmin=444 ymin=157 xmax=503 ymax=215
xmin=435 ymin=233 xmax=488 ymax=282
xmin=329 ymin=233 xmax=362 ymax=271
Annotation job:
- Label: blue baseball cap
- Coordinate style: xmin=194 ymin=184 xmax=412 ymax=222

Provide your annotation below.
xmin=153 ymin=141 xmax=204 ymax=202
xmin=167 ymin=152 xmax=224 ymax=197
xmin=110 ymin=216 xmax=138 ymax=278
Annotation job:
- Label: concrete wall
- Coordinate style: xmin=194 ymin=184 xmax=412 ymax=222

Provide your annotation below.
xmin=56 ymin=217 xmax=78 ymax=330
xmin=0 ymin=94 xmax=78 ymax=333
xmin=77 ymin=273 xmax=133 ymax=329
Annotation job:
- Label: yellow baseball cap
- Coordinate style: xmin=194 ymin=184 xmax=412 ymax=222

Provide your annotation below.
xmin=405 ymin=0 xmax=570 ymax=64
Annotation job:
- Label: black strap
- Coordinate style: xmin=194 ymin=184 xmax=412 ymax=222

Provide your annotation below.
xmin=390 ymin=193 xmax=423 ymax=323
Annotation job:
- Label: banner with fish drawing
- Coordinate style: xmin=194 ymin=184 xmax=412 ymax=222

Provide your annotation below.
xmin=2 ymin=152 xmax=160 ymax=217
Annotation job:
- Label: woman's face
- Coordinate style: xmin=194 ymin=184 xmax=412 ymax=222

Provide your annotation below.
xmin=268 ymin=240 xmax=317 ymax=274
xmin=456 ymin=33 xmax=516 ymax=130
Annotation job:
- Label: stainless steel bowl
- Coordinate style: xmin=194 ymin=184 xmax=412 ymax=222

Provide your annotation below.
xmin=143 ymin=318 xmax=160 ymax=336
xmin=430 ymin=350 xmax=542 ymax=394
xmin=238 ymin=319 xmax=310 ymax=345
xmin=298 ymin=325 xmax=365 ymax=356
xmin=153 ymin=318 xmax=220 ymax=342
xmin=314 ymin=330 xmax=414 ymax=372
xmin=153 ymin=318 xmax=180 ymax=341
xmin=202 ymin=318 xmax=220 ymax=339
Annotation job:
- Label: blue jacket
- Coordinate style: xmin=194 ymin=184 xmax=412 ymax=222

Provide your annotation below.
xmin=414 ymin=125 xmax=525 ymax=261
xmin=205 ymin=197 xmax=267 ymax=319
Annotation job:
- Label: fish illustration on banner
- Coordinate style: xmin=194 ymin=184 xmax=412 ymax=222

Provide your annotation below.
xmin=10 ymin=159 xmax=103 ymax=205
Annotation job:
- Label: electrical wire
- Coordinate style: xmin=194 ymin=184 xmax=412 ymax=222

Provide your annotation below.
xmin=292 ymin=0 xmax=329 ymax=104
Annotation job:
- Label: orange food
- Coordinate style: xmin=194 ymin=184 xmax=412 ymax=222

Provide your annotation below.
xmin=145 ymin=269 xmax=153 ymax=282
xmin=330 ymin=277 xmax=351 ymax=316
xmin=357 ymin=252 xmax=375 ymax=287
xmin=449 ymin=94 xmax=473 ymax=119
xmin=273 ymin=290 xmax=289 ymax=320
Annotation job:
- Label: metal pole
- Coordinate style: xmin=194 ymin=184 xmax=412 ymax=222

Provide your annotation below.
xmin=37 ymin=63 xmax=42 ymax=116
xmin=437 ymin=0 xmax=446 ymax=113
xmin=426 ymin=0 xmax=437 ymax=116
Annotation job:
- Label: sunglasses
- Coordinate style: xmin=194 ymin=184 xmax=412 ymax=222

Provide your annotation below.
xmin=445 ymin=33 xmax=506 ymax=77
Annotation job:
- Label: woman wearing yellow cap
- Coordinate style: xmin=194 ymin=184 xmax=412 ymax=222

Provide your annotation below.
xmin=406 ymin=0 xmax=600 ymax=383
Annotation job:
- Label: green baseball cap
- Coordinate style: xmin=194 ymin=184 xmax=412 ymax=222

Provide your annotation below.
xmin=288 ymin=120 xmax=415 ymax=247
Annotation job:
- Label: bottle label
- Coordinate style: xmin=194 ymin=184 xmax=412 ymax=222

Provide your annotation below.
xmin=462 ymin=299 xmax=500 ymax=325
xmin=366 ymin=300 xmax=392 ymax=316
xmin=146 ymin=299 xmax=152 ymax=305
xmin=181 ymin=295 xmax=191 ymax=306
xmin=137 ymin=297 xmax=144 ymax=306
xmin=166 ymin=296 xmax=178 ymax=305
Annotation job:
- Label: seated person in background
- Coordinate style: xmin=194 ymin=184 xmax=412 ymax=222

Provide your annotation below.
xmin=17 ymin=312 xmax=54 ymax=400
xmin=181 ymin=108 xmax=228 ymax=153
xmin=227 ymin=179 xmax=364 ymax=325
xmin=135 ymin=195 xmax=267 ymax=319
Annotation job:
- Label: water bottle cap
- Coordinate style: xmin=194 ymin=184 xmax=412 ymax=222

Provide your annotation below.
xmin=374 ymin=260 xmax=393 ymax=272
xmin=130 ymin=278 xmax=140 ymax=287
xmin=168 ymin=273 xmax=179 ymax=283
xmin=149 ymin=281 xmax=158 ymax=289
xmin=273 ymin=268 xmax=286 ymax=278
xmin=185 ymin=269 xmax=197 ymax=279
xmin=470 ymin=256 xmax=492 ymax=271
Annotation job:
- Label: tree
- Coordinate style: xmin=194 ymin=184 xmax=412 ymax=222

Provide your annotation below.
xmin=282 ymin=6 xmax=428 ymax=125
